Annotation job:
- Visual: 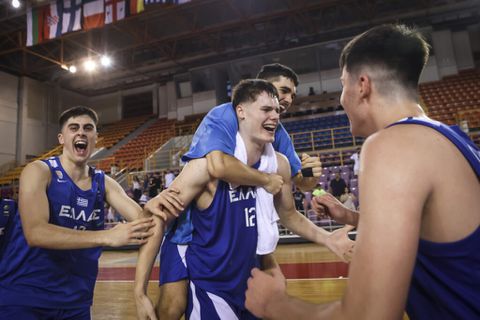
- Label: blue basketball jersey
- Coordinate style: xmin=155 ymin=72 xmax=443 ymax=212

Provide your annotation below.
xmin=186 ymin=180 xmax=259 ymax=310
xmin=0 ymin=157 xmax=105 ymax=309
xmin=0 ymin=199 xmax=16 ymax=247
xmin=172 ymin=102 xmax=300 ymax=245
xmin=388 ymin=117 xmax=480 ymax=319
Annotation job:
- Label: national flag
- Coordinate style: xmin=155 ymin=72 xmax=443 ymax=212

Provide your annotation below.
xmin=26 ymin=4 xmax=49 ymax=46
xmin=83 ymin=0 xmax=105 ymax=30
xmin=62 ymin=0 xmax=82 ymax=34
xmin=128 ymin=0 xmax=144 ymax=15
xmin=44 ymin=0 xmax=63 ymax=40
xmin=105 ymin=0 xmax=126 ymax=24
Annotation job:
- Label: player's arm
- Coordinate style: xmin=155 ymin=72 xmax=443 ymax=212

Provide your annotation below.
xmin=292 ymin=153 xmax=323 ymax=192
xmin=105 ymin=175 xmax=143 ymax=221
xmin=274 ymin=154 xmax=354 ymax=262
xmin=206 ymin=151 xmax=283 ymax=194
xmin=134 ymin=158 xmax=211 ymax=319
xmin=247 ymin=130 xmax=428 ymax=319
xmin=19 ymin=161 xmax=154 ymax=249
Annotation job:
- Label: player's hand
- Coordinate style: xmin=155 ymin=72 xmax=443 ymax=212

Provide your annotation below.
xmin=107 ymin=218 xmax=155 ymax=247
xmin=264 ymin=173 xmax=284 ymax=195
xmin=300 ymin=153 xmax=322 ymax=177
xmin=325 ymin=225 xmax=355 ymax=263
xmin=246 ymin=266 xmax=287 ymax=318
xmin=144 ymin=187 xmax=184 ymax=222
xmin=135 ymin=293 xmax=158 ymax=320
xmin=312 ymin=193 xmax=357 ymax=226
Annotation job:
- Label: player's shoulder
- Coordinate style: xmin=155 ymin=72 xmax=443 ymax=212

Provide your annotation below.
xmin=24 ymin=159 xmax=50 ymax=175
xmin=275 ymin=152 xmax=291 ymax=176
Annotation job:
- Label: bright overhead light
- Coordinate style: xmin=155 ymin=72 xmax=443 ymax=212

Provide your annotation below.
xmin=83 ymin=59 xmax=97 ymax=72
xmin=60 ymin=64 xmax=68 ymax=70
xmin=11 ymin=0 xmax=20 ymax=9
xmin=69 ymin=65 xmax=77 ymax=73
xmin=100 ymin=55 xmax=112 ymax=67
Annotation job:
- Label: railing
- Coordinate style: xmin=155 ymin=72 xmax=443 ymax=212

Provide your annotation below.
xmin=289 ymin=126 xmax=363 ymax=152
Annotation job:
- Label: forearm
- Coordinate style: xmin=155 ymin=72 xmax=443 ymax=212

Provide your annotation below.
xmin=207 ymin=152 xmax=269 ymax=187
xmin=280 ymin=210 xmax=330 ymax=246
xmin=25 ymin=223 xmax=111 ymax=249
xmin=260 ymin=253 xmax=279 ymax=272
xmin=134 ymin=215 xmax=164 ymax=296
xmin=266 ymin=295 xmax=342 ymax=320
xmin=293 ymin=174 xmax=317 ymax=192
xmin=344 ymin=209 xmax=360 ymax=227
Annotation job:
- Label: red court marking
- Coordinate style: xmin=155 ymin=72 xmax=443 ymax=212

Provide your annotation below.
xmin=97 ymin=262 xmax=349 ymax=281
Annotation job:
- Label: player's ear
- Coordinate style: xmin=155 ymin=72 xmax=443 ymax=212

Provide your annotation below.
xmin=236 ymin=104 xmax=246 ymax=120
xmin=358 ymin=73 xmax=372 ymax=100
xmin=58 ymin=132 xmax=64 ymax=145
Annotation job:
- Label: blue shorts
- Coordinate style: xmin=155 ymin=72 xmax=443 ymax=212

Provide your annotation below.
xmin=159 ymin=238 xmax=188 ymax=285
xmin=186 ymin=281 xmax=258 ymax=320
xmin=0 ymin=306 xmax=90 ymax=320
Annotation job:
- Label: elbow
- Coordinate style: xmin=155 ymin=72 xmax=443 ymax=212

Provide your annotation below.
xmin=23 ymin=228 xmax=43 ymax=248
xmin=206 ymin=152 xmax=227 ymax=179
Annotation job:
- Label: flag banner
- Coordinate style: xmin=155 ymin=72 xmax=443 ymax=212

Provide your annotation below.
xmin=128 ymin=0 xmax=144 ymax=15
xmin=44 ymin=1 xmax=63 ymax=40
xmin=83 ymin=0 xmax=105 ymax=30
xmin=62 ymin=0 xmax=82 ymax=34
xmin=105 ymin=0 xmax=126 ymax=24
xmin=26 ymin=5 xmax=47 ymax=46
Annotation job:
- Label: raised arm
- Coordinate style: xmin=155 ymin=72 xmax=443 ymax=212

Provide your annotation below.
xmin=19 ymin=161 xmax=153 ymax=250
xmin=273 ymin=154 xmax=354 ymax=262
xmin=247 ymin=130 xmax=427 ymax=319
xmin=135 ymin=158 xmax=211 ymax=319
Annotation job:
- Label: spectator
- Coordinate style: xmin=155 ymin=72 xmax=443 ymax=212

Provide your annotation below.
xmin=308 ymin=87 xmax=316 ymax=96
xmin=148 ymin=177 xmax=157 ymax=199
xmin=110 ymin=163 xmax=119 ymax=176
xmin=329 ymin=173 xmax=347 ymax=199
xmin=350 ymin=147 xmax=361 ymax=176
xmin=164 ymin=170 xmax=175 ymax=188
xmin=292 ymin=188 xmax=305 ymax=213
xmin=106 ymin=205 xmax=115 ymax=223
xmin=340 ymin=187 xmax=356 ymax=211
xmin=132 ymin=175 xmax=142 ymax=203
xmin=139 ymin=191 xmax=149 ymax=208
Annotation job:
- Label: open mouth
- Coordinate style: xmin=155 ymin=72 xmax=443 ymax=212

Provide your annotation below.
xmin=263 ymin=123 xmax=277 ymax=133
xmin=74 ymin=140 xmax=88 ymax=155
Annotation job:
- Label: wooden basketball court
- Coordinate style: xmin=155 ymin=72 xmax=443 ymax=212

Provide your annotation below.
xmin=93 ymin=243 xmax=348 ymax=319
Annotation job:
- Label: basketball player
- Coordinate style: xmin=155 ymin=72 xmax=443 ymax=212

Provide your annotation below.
xmin=245 ymin=24 xmax=480 ymax=319
xmin=0 ymin=106 xmax=155 ymax=319
xmin=136 ymin=63 xmax=326 ymax=319
xmin=135 ymin=80 xmax=355 ymax=320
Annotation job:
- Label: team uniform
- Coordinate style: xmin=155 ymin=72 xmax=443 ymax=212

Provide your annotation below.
xmin=0 ymin=157 xmax=105 ymax=319
xmin=185 ymin=180 xmax=259 ymax=320
xmin=0 ymin=198 xmax=16 ymax=247
xmin=159 ymin=102 xmax=301 ymax=285
xmin=388 ymin=117 xmax=480 ymax=320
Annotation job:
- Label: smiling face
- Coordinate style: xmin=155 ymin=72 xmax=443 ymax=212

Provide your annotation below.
xmin=270 ymin=76 xmax=297 ymax=113
xmin=58 ymin=115 xmax=98 ymax=164
xmin=237 ymin=91 xmax=280 ymax=146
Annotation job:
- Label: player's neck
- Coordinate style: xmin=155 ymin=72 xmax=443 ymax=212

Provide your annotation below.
xmin=372 ymin=97 xmax=425 ymax=132
xmin=240 ymin=134 xmax=264 ymax=166
xmin=59 ymin=154 xmax=90 ymax=182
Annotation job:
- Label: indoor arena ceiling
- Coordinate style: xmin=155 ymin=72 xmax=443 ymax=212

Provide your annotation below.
xmin=0 ymin=0 xmax=479 ymax=96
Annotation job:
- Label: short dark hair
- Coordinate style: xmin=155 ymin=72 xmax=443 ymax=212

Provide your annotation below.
xmin=232 ymin=79 xmax=279 ymax=109
xmin=256 ymin=63 xmax=299 ymax=87
xmin=339 ymin=24 xmax=429 ymax=91
xmin=59 ymin=106 xmax=99 ymax=129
